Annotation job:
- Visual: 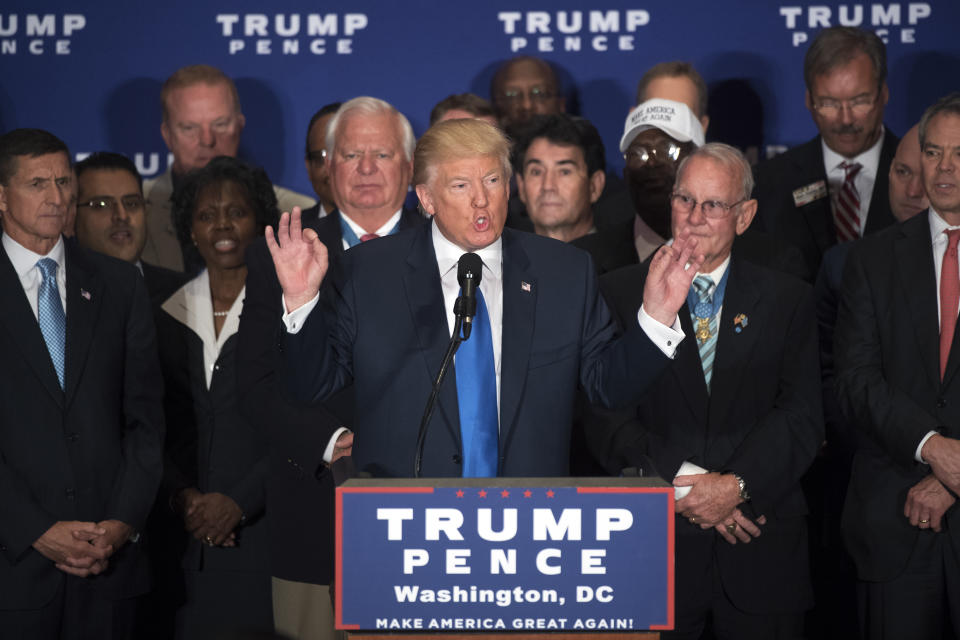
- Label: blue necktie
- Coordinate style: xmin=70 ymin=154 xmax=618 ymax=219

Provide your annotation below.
xmin=455 ymin=288 xmax=499 ymax=477
xmin=691 ymin=275 xmax=717 ymax=392
xmin=37 ymin=258 xmax=66 ymax=389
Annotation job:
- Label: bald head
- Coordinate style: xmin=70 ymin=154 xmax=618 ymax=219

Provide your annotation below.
xmin=888 ymin=124 xmax=929 ymax=222
xmin=491 ymin=56 xmax=564 ymax=129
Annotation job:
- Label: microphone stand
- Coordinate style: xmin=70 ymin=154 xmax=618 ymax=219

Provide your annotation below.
xmin=414 ymin=314 xmax=466 ymax=477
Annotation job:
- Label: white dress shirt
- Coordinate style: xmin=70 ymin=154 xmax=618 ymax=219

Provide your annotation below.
xmin=340 ymin=209 xmax=402 ymax=251
xmin=822 ymin=128 xmax=884 ymax=235
xmin=3 ymin=234 xmax=67 ymax=318
xmin=161 ymin=270 xmax=244 ymax=389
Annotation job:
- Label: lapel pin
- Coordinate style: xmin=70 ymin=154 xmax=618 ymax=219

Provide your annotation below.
xmin=733 ymin=313 xmax=748 ymax=333
xmin=521 ymin=281 xmax=532 ymax=293
xmin=80 ymin=288 xmax=92 ymax=301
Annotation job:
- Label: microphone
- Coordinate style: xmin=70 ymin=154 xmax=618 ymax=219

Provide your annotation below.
xmin=454 ymin=253 xmax=483 ymax=340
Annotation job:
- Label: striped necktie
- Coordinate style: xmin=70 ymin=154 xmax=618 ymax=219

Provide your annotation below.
xmin=834 ymin=161 xmax=862 ymax=243
xmin=692 ymin=275 xmax=717 ymax=392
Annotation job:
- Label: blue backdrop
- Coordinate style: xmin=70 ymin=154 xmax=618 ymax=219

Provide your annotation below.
xmin=1 ymin=1 xmax=957 ymax=197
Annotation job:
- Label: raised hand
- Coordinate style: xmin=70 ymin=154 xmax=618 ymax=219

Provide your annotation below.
xmin=265 ymin=207 xmax=329 ymax=313
xmin=642 ymin=231 xmax=704 ymax=326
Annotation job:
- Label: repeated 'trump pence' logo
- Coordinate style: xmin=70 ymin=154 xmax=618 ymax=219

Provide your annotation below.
xmin=779 ymin=3 xmax=932 ymax=47
xmin=216 ymin=13 xmax=369 ymax=56
xmin=497 ymin=10 xmax=651 ymax=53
xmin=0 ymin=14 xmax=86 ymax=56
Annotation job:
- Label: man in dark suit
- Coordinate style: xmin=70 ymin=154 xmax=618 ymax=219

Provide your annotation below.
xmin=586 ymin=143 xmax=822 ymax=638
xmin=0 ymin=129 xmax=163 ymax=637
xmin=267 ymin=117 xmax=702 ymax=479
xmin=512 ymin=113 xmax=636 ymax=275
xmin=302 ymin=102 xmax=342 ymax=223
xmin=754 ymin=26 xmax=899 ymax=282
xmin=239 ymin=96 xmax=424 ymax=640
xmin=74 ymin=152 xmax=186 ymax=307
xmin=835 ymin=93 xmax=960 ymax=638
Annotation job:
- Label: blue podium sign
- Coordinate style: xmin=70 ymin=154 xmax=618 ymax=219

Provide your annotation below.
xmin=335 ymin=478 xmax=674 ymax=632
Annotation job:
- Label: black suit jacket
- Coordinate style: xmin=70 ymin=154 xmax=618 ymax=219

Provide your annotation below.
xmin=283 ymin=222 xmax=670 ymax=478
xmin=585 ymin=256 xmax=822 ymax=613
xmin=835 ymin=211 xmax=960 ymax=582
xmin=754 ymin=129 xmax=899 ymax=281
xmin=0 ymin=240 xmax=163 ymax=608
xmin=156 ymin=307 xmax=269 ymax=575
xmin=141 ymin=261 xmax=187 ymax=308
xmin=237 ymin=206 xmax=424 ymax=583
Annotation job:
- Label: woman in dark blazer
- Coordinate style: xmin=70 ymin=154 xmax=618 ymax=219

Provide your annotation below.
xmin=158 ymin=156 xmax=279 ymax=639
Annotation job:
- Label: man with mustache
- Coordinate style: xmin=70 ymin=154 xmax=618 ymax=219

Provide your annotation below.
xmin=754 ymin=26 xmax=899 ymax=282
xmin=74 ymin=152 xmax=185 ymax=306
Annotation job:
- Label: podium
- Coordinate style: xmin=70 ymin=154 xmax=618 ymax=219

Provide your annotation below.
xmin=336 ymin=477 xmax=674 ymax=639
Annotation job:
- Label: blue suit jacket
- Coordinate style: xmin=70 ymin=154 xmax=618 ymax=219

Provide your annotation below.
xmin=282 ymin=222 xmax=670 ymax=478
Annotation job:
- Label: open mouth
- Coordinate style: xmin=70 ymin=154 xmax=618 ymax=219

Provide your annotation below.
xmin=109 ymin=229 xmax=133 ymax=243
xmin=474 ymin=216 xmax=490 ymax=233
xmin=214 ymin=239 xmax=238 ymax=252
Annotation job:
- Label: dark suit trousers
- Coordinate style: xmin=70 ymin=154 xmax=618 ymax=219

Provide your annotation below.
xmin=0 ymin=574 xmax=137 ymax=640
xmin=665 ymin=528 xmax=804 ymax=640
xmin=858 ymin=530 xmax=960 ymax=640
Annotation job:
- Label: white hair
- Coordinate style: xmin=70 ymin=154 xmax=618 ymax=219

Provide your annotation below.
xmin=325 ymin=96 xmax=415 ymax=162
xmin=676 ymin=142 xmax=754 ymax=200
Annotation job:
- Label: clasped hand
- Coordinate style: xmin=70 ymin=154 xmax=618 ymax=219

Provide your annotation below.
xmin=675 ymin=472 xmax=764 ymax=544
xmin=33 ymin=519 xmax=133 ymax=577
xmin=178 ymin=488 xmax=243 ymax=547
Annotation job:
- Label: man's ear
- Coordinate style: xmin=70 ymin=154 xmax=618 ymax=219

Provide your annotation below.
xmin=415 ymin=184 xmax=435 ymax=216
xmin=736 ymin=199 xmax=758 ymax=235
xmin=588 ymin=170 xmax=606 ymax=204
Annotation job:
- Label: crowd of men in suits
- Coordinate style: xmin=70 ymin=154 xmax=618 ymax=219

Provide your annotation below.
xmin=0 ymin=22 xmax=959 ymax=640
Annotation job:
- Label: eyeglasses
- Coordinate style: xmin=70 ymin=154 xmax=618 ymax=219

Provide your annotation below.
xmin=307 ymin=149 xmax=327 ymax=165
xmin=811 ymin=93 xmax=878 ymax=118
xmin=625 ymin=142 xmax=685 ymax=166
xmin=671 ymin=192 xmax=746 ymax=218
xmin=78 ymin=195 xmax=146 ymax=212
xmin=499 ymin=86 xmax=556 ymax=105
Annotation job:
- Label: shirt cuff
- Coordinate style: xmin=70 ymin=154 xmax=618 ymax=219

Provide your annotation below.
xmin=673 ymin=460 xmax=709 ymax=500
xmin=323 ymin=427 xmax=350 ymax=464
xmin=915 ymin=430 xmax=939 ymax=464
xmin=637 ymin=305 xmax=685 ymax=359
xmin=282 ymin=293 xmax=320 ymax=334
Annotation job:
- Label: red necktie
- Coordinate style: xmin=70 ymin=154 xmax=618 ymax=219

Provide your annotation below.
xmin=834 ymin=161 xmax=862 ymax=243
xmin=359 ymin=233 xmax=379 ymax=242
xmin=939 ymin=229 xmax=960 ymax=380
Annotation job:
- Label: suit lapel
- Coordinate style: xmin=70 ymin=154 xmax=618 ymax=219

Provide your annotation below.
xmin=675 ymin=306 xmax=709 ymax=425
xmin=896 ymin=213 xmax=940 ymax=388
xmin=863 ymin=129 xmax=899 ymax=236
xmin=498 ymin=231 xmax=536 ymax=453
xmin=63 ymin=244 xmax=103 ymax=407
xmin=708 ymin=259 xmax=760 ymax=428
xmin=402 ymin=223 xmax=462 ymax=448
xmin=0 ymin=243 xmax=64 ymax=406
xmin=792 ymin=138 xmax=836 ymax=259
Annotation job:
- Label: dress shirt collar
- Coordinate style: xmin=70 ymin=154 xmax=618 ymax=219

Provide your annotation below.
xmin=929 ymin=207 xmax=960 ymax=243
xmin=431 ymin=219 xmax=503 ymax=280
xmin=341 ymin=208 xmax=403 ymax=240
xmin=696 ymin=254 xmax=731 ymax=288
xmin=822 ymin=126 xmax=884 ymax=179
xmin=3 ymin=233 xmax=65 ymax=277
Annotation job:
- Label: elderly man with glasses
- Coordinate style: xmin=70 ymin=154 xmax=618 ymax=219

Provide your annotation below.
xmin=585 ymin=142 xmax=823 ymax=639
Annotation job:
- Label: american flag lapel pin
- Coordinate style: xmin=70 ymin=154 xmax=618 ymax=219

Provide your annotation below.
xmin=80 ymin=288 xmax=92 ymax=301
xmin=521 ymin=281 xmax=532 ymax=293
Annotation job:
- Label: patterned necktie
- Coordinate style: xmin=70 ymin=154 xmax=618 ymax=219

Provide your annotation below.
xmin=834 ymin=161 xmax=863 ymax=243
xmin=455 ymin=287 xmax=499 ymax=477
xmin=692 ymin=275 xmax=717 ymax=392
xmin=36 ymin=258 xmax=66 ymax=389
xmin=939 ymin=229 xmax=960 ymax=380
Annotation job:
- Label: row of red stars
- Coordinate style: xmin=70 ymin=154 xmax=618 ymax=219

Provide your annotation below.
xmin=454 ymin=489 xmax=556 ymax=498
